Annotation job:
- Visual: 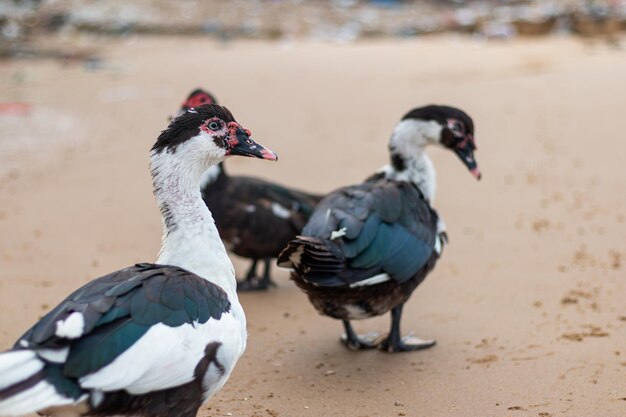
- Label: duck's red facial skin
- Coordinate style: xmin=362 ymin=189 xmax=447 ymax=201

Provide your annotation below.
xmin=183 ymin=93 xmax=215 ymax=109
xmin=199 ymin=117 xmax=226 ymax=135
xmin=226 ymin=122 xmax=243 ymax=148
xmin=224 ymin=121 xmax=277 ymax=161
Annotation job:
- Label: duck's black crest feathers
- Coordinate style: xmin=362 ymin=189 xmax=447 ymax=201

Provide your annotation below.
xmin=402 ymin=105 xmax=474 ymax=135
xmin=152 ymin=104 xmax=236 ymax=153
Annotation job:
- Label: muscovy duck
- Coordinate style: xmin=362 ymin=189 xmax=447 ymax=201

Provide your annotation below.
xmin=0 ymin=104 xmax=277 ymax=417
xmin=177 ymin=89 xmax=322 ymax=291
xmin=174 ymin=89 xmax=218 ymax=119
xmin=278 ymin=105 xmax=480 ymax=352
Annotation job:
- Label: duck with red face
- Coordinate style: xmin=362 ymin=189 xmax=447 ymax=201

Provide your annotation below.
xmin=0 ymin=104 xmax=276 ymax=417
xmin=175 ymin=89 xmax=323 ymax=292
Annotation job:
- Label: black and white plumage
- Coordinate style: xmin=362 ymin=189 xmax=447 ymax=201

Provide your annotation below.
xmin=278 ymin=105 xmax=479 ymax=352
xmin=0 ymin=104 xmax=277 ymax=417
xmin=178 ymin=89 xmax=322 ymax=291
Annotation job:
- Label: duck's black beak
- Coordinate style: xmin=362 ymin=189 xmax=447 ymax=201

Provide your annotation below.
xmin=228 ymin=127 xmax=278 ymax=161
xmin=454 ymin=134 xmax=481 ymax=180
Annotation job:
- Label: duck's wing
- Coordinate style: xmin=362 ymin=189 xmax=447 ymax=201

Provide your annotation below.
xmin=10 ymin=263 xmax=233 ymax=398
xmin=261 ymin=182 xmax=323 ymax=227
xmin=223 ymin=176 xmax=322 ymax=230
xmin=279 ymin=179 xmax=440 ymax=287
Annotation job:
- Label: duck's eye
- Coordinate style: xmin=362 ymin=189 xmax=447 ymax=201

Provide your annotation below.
xmin=208 ymin=121 xmax=220 ymax=131
xmin=447 ymin=119 xmax=464 ymax=135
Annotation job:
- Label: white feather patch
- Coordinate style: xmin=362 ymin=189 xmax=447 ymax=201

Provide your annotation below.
xmin=436 ymin=217 xmax=446 ymax=235
xmin=244 ymin=205 xmax=256 ymax=213
xmin=271 ymin=203 xmax=291 ymax=219
xmin=199 ymin=165 xmax=222 ymax=188
xmin=79 ymin=313 xmax=246 ymax=398
xmin=344 ymin=305 xmax=370 ymax=320
xmin=330 ymin=227 xmax=347 ymax=240
xmin=0 ymin=380 xmax=83 ymax=416
xmin=0 ymin=351 xmax=43 ymax=390
xmin=36 ymin=347 xmax=70 ymax=364
xmin=90 ymin=389 xmax=104 ymax=408
xmin=349 ymin=273 xmax=391 ymax=288
xmin=55 ymin=312 xmax=85 ymax=339
xmin=434 ymin=235 xmax=442 ymax=255
xmin=0 ymin=350 xmax=36 ymax=373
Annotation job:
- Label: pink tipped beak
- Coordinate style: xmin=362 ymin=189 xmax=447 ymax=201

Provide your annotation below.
xmin=470 ymin=167 xmax=482 ymax=180
xmin=260 ymin=148 xmax=278 ymax=161
xmin=228 ymin=127 xmax=278 ymax=161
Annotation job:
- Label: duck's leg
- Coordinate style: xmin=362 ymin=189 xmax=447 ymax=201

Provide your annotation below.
xmin=260 ymin=258 xmax=278 ymax=288
xmin=237 ymin=258 xmax=275 ymax=291
xmin=379 ymin=304 xmax=436 ymax=353
xmin=340 ymin=320 xmax=380 ymax=351
xmin=237 ymin=259 xmax=259 ymax=291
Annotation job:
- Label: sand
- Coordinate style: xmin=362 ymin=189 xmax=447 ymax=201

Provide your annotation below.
xmin=0 ymin=35 xmax=624 ymax=417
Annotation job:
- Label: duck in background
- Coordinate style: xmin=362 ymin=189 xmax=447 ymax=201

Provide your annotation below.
xmin=278 ymin=105 xmax=480 ymax=352
xmin=176 ymin=89 xmax=323 ymax=291
xmin=0 ymin=104 xmax=277 ymax=416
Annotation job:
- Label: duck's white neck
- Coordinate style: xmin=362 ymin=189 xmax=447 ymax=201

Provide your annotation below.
xmin=377 ymin=119 xmax=440 ymax=203
xmin=379 ymin=151 xmax=436 ymax=203
xmin=199 ymin=162 xmax=224 ymax=189
xmin=150 ymin=151 xmax=237 ymax=297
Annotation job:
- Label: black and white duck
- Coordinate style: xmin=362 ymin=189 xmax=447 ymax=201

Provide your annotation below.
xmin=278 ymin=105 xmax=480 ymax=352
xmin=174 ymin=89 xmax=218 ymax=119
xmin=0 ymin=104 xmax=277 ymax=417
xmin=177 ymin=89 xmax=322 ymax=291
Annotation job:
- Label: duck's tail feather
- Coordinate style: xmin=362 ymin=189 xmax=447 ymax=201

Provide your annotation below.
xmin=0 ymin=350 xmax=83 ymax=416
xmin=278 ymin=237 xmax=347 ymax=287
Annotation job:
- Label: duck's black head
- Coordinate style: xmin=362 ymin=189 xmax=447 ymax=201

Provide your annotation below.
xmin=152 ymin=104 xmax=277 ymax=165
xmin=396 ymin=105 xmax=480 ymax=180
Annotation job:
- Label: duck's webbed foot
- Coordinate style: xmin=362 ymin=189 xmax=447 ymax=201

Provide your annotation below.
xmin=340 ymin=321 xmax=380 ymax=350
xmin=378 ymin=333 xmax=436 ymax=353
xmin=378 ymin=304 xmax=436 ymax=353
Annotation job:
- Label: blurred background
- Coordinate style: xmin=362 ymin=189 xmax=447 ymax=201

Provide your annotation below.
xmin=2 ymin=0 xmax=626 ymax=45
xmin=0 ymin=1 xmax=625 ymax=417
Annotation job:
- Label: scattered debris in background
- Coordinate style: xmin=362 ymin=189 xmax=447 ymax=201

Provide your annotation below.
xmin=1 ymin=0 xmax=625 ymax=56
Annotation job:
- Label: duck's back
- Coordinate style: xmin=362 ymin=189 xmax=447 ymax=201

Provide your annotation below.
xmin=202 ymin=173 xmax=321 ymax=258
xmin=278 ymin=175 xmax=442 ymax=319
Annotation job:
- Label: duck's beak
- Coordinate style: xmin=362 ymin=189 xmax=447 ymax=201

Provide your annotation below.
xmin=228 ymin=127 xmax=278 ymax=161
xmin=454 ymin=134 xmax=481 ymax=180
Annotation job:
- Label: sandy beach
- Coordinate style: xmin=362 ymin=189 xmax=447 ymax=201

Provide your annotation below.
xmin=0 ymin=35 xmax=625 ymax=416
